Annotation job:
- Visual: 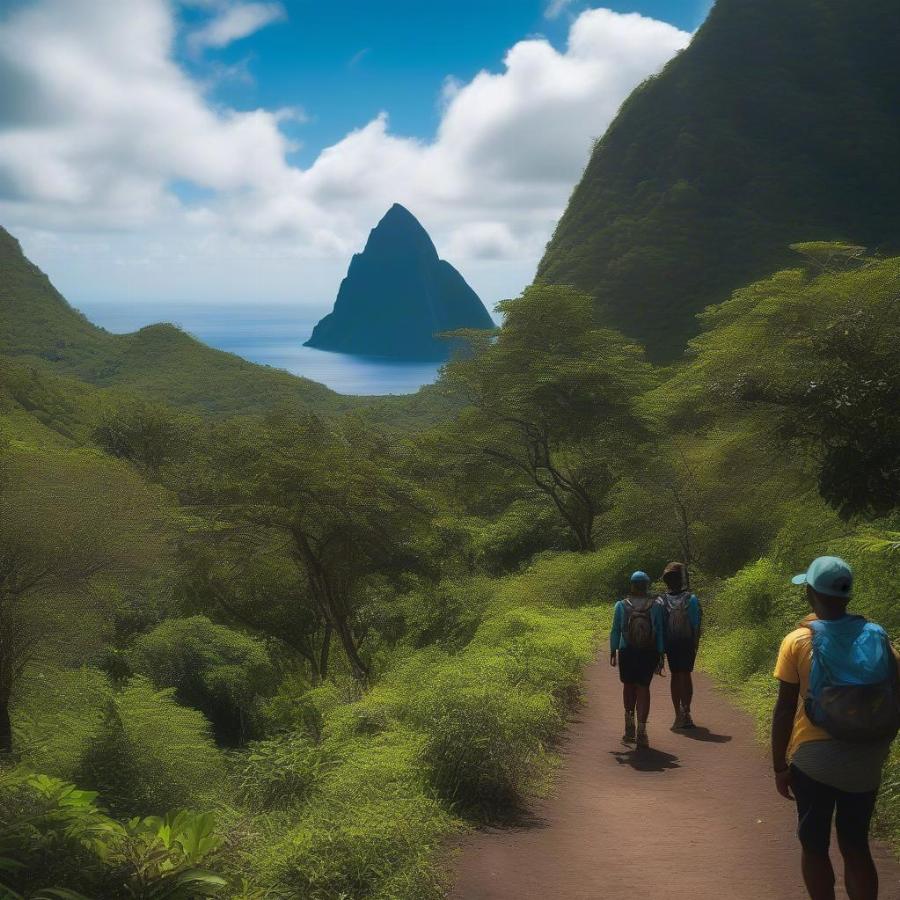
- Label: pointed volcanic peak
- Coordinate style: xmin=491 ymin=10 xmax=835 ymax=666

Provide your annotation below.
xmin=305 ymin=204 xmax=494 ymax=360
xmin=537 ymin=0 xmax=900 ymax=361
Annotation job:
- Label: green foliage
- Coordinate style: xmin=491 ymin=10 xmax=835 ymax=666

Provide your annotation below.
xmin=14 ymin=671 xmax=225 ymax=816
xmin=442 ymin=285 xmax=651 ymax=550
xmin=0 ymin=769 xmax=226 ymax=899
xmin=233 ymin=733 xmax=324 ymax=810
xmin=538 ymin=0 xmax=900 ymax=360
xmin=412 ymin=666 xmax=555 ymax=816
xmin=130 ymin=616 xmax=276 ymax=745
xmin=648 ymin=255 xmax=900 ymax=520
xmin=92 ymin=399 xmax=194 ymax=474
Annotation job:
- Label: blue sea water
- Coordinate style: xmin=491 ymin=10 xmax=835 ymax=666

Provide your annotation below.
xmin=78 ymin=302 xmax=444 ymax=396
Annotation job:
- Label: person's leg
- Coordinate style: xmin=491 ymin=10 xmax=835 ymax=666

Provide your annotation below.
xmin=681 ymin=671 xmax=695 ymax=725
xmin=636 ymin=685 xmax=651 ymax=724
xmin=635 ymin=683 xmax=652 ymax=747
xmin=622 ymin=683 xmax=637 ymax=743
xmin=670 ymin=670 xmax=682 ymax=714
xmin=835 ymin=787 xmax=879 ymax=900
xmin=792 ymin=766 xmax=838 ymax=900
xmin=801 ymin=850 xmax=837 ymax=900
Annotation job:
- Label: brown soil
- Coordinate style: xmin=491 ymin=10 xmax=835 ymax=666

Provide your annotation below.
xmin=447 ymin=653 xmax=900 ymax=899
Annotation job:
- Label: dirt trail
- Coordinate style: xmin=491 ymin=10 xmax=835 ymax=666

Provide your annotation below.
xmin=447 ymin=652 xmax=900 ymax=900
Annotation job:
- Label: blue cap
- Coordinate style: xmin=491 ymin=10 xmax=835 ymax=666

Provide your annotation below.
xmin=630 ymin=570 xmax=651 ymax=583
xmin=791 ymin=556 xmax=853 ymax=598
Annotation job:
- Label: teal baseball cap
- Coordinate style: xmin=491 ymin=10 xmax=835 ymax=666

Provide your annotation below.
xmin=630 ymin=570 xmax=651 ymax=583
xmin=791 ymin=556 xmax=853 ymax=598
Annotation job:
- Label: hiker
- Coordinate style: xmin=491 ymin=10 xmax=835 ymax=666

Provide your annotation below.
xmin=610 ymin=571 xmax=666 ymax=749
xmin=660 ymin=561 xmax=702 ymax=729
xmin=772 ymin=556 xmax=900 ymax=900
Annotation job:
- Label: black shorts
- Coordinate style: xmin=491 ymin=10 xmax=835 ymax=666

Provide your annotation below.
xmin=666 ymin=638 xmax=697 ymax=674
xmin=790 ymin=765 xmax=878 ymax=855
xmin=618 ymin=646 xmax=660 ymax=686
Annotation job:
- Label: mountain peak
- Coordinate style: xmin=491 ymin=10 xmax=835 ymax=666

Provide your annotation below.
xmin=305 ymin=206 xmax=494 ymax=360
xmin=363 ymin=202 xmax=438 ymax=261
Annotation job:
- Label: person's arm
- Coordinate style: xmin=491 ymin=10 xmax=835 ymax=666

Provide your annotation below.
xmin=610 ymin=602 xmax=622 ymax=665
xmin=772 ymin=680 xmax=800 ymax=799
xmin=691 ymin=595 xmax=702 ymax=649
xmin=654 ymin=601 xmax=666 ymax=668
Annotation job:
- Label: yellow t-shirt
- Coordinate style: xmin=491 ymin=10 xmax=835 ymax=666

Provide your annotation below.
xmin=774 ymin=614 xmax=900 ymax=760
xmin=773 ymin=616 xmax=830 ymax=760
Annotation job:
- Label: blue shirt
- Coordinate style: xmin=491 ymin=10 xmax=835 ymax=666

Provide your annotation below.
xmin=610 ymin=597 xmax=666 ymax=654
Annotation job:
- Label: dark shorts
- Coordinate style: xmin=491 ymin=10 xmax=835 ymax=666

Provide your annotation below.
xmin=666 ymin=638 xmax=697 ymax=674
xmin=790 ymin=765 xmax=878 ymax=855
xmin=618 ymin=646 xmax=660 ymax=686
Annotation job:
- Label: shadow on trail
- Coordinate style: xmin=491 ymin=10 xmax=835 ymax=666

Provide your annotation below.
xmin=610 ymin=747 xmax=680 ymax=772
xmin=675 ymin=725 xmax=732 ymax=744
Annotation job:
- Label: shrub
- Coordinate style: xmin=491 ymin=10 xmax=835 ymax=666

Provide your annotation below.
xmin=129 ymin=616 xmax=276 ymax=746
xmin=15 ymin=670 xmax=226 ymax=816
xmin=234 ymin=733 xmax=324 ymax=810
xmin=261 ymin=732 xmax=450 ymax=900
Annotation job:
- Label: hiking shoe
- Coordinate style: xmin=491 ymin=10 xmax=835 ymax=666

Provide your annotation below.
xmin=673 ymin=712 xmax=686 ymax=730
xmin=682 ymin=712 xmax=696 ymax=729
xmin=623 ymin=721 xmax=636 ymax=744
xmin=635 ymin=728 xmax=649 ymax=749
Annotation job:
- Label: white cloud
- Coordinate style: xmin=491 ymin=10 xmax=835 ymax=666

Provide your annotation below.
xmin=0 ymin=2 xmax=690 ymax=309
xmin=188 ymin=2 xmax=286 ymax=52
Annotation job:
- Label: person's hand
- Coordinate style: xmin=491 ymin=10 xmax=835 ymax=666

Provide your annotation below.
xmin=775 ymin=768 xmax=793 ymax=800
xmin=610 ymin=650 xmax=617 ymax=667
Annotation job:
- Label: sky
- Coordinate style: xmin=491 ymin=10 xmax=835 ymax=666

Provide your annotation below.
xmin=0 ymin=0 xmax=713 ymax=316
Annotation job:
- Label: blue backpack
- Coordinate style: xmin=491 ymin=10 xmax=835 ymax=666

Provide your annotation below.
xmin=805 ymin=616 xmax=900 ymax=743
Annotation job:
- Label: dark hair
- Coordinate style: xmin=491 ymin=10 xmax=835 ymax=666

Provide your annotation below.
xmin=662 ymin=561 xmax=686 ymax=591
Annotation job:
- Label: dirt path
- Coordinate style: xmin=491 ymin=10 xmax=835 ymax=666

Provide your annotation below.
xmin=447 ymin=652 xmax=900 ymax=900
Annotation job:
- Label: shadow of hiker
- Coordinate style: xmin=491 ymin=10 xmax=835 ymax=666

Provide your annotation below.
xmin=610 ymin=747 xmax=680 ymax=772
xmin=675 ymin=726 xmax=732 ymax=744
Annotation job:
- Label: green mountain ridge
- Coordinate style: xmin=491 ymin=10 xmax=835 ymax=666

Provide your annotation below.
xmin=538 ymin=0 xmax=900 ymax=360
xmin=0 ymin=225 xmax=424 ymax=418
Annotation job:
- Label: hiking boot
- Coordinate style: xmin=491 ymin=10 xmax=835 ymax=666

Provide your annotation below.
xmin=623 ymin=712 xmax=636 ymax=744
xmin=635 ymin=723 xmax=649 ymax=749
xmin=682 ymin=710 xmax=696 ymax=729
xmin=673 ymin=711 xmax=686 ymax=730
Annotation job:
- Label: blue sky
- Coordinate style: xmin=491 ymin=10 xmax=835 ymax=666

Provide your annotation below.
xmin=0 ymin=1 xmax=708 ymax=312
xmin=184 ymin=1 xmax=714 ymax=166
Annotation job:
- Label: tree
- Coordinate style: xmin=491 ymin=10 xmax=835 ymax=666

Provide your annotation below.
xmin=184 ymin=413 xmax=430 ymax=681
xmin=441 ymin=285 xmax=652 ymax=551
xmin=0 ymin=446 xmax=166 ymax=752
xmin=178 ymin=542 xmax=332 ymax=683
xmin=92 ymin=398 xmax=192 ymax=475
xmin=656 ymin=249 xmax=900 ymax=520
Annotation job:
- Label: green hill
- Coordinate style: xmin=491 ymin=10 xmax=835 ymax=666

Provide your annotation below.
xmin=0 ymin=225 xmax=359 ymax=416
xmin=537 ymin=0 xmax=900 ymax=360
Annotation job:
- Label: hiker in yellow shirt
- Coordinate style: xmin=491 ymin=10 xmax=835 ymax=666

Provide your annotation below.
xmin=772 ymin=556 xmax=900 ymax=900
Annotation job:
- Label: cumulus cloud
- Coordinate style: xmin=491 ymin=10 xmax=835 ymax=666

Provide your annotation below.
xmin=0 ymin=1 xmax=690 ymax=306
xmin=188 ymin=2 xmax=286 ymax=52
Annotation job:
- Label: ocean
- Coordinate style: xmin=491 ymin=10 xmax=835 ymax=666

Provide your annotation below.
xmin=78 ymin=302 xmax=446 ymax=396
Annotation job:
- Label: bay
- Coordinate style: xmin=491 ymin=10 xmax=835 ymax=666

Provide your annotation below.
xmin=77 ymin=302 xmax=445 ymax=396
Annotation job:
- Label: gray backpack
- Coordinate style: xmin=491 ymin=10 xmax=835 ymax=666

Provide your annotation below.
xmin=624 ymin=599 xmax=656 ymax=650
xmin=665 ymin=592 xmax=695 ymax=642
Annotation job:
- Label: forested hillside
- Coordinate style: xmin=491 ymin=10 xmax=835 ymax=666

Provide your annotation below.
xmin=2 ymin=236 xmax=898 ymax=896
xmin=0 ymin=226 xmax=420 ymax=419
xmin=537 ymin=0 xmax=900 ymax=359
